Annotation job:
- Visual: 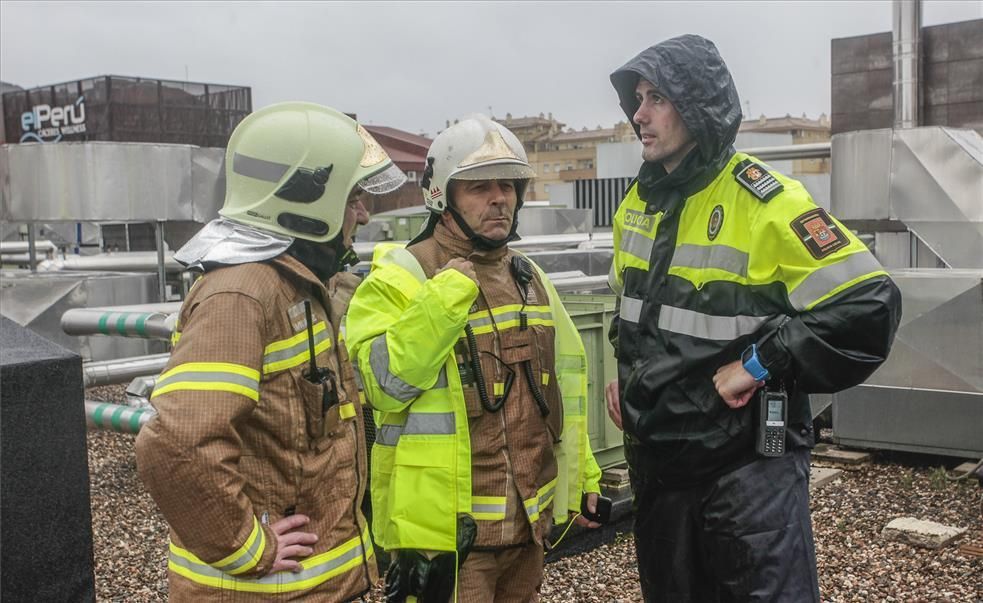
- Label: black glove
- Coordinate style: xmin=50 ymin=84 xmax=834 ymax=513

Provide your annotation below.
xmin=383 ymin=517 xmax=478 ymax=603
xmin=384 ymin=549 xmax=454 ymax=603
xmin=383 ymin=550 xmax=426 ymax=602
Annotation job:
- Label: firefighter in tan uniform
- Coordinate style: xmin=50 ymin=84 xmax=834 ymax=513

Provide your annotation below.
xmin=135 ymin=102 xmax=406 ymax=601
xmin=346 ymin=116 xmax=602 ymax=602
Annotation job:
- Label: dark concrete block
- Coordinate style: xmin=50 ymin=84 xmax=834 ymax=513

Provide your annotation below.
xmin=830 ymin=112 xmax=855 ymax=136
xmin=831 ymin=35 xmax=870 ymax=76
xmin=868 ymin=110 xmax=894 ymax=130
xmin=947 ymin=101 xmax=983 ymax=130
xmin=868 ymin=69 xmax=894 ymax=111
xmin=832 ymin=73 xmax=867 ymax=115
xmin=832 ymin=69 xmax=893 ymax=116
xmin=922 ymin=22 xmax=949 ymax=63
xmin=865 ymin=32 xmax=894 ymax=71
xmin=948 ymin=59 xmax=983 ymax=104
xmin=1 ymin=317 xmax=95 ymax=602
xmin=832 ymin=32 xmax=892 ymax=75
xmin=924 ymin=62 xmax=949 ymax=106
xmin=945 ymin=19 xmax=983 ymax=61
xmin=923 ymin=104 xmax=949 ymax=127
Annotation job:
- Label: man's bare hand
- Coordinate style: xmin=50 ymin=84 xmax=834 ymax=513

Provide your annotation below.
xmin=712 ymin=360 xmax=763 ymax=409
xmin=574 ymin=492 xmax=602 ymax=529
xmin=437 ymin=258 xmax=478 ymax=285
xmin=270 ymin=514 xmax=318 ymax=573
xmin=605 ymin=379 xmax=623 ymax=430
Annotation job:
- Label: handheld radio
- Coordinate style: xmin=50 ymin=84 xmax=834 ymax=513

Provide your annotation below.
xmin=755 ymin=387 xmax=787 ymax=457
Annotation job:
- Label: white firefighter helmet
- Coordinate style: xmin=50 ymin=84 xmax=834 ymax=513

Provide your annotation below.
xmin=421 ymin=115 xmax=535 ymax=213
xmin=219 ymin=101 xmax=405 ymax=243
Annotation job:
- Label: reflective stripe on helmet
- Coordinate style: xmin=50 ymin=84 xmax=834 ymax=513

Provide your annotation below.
xmin=232 ymin=152 xmax=291 ymax=183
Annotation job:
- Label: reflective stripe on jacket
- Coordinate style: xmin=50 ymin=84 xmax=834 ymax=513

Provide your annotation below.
xmin=345 ymin=240 xmax=601 ymax=554
xmin=135 ymin=254 xmax=376 ymax=600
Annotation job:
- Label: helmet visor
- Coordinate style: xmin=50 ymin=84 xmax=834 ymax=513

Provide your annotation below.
xmin=452 ymin=162 xmax=536 ymax=181
xmin=358 ymin=163 xmax=407 ymax=195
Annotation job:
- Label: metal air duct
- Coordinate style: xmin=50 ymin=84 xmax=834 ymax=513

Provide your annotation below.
xmin=62 ymin=308 xmax=176 ymax=340
xmin=83 ymin=354 xmax=170 ymax=387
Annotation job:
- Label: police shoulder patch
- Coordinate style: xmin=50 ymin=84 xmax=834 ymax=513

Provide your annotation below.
xmin=733 ymin=159 xmax=783 ymax=202
xmin=790 ymin=208 xmax=848 ymax=259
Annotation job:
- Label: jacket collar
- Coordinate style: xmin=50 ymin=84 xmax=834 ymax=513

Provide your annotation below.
xmin=269 ymin=253 xmax=330 ymax=299
xmin=432 ymin=220 xmax=509 ymax=264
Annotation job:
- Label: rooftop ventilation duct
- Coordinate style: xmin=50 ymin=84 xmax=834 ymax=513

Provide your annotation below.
xmin=831 ymin=126 xmax=983 ymax=269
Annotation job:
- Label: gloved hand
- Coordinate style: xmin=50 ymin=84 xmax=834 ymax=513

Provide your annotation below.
xmin=383 ymin=549 xmax=428 ymax=602
xmin=383 ymin=516 xmax=478 ymax=603
xmin=384 ymin=549 xmax=454 ymax=602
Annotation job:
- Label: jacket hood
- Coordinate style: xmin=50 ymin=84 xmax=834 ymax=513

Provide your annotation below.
xmin=610 ymin=34 xmax=743 ymax=165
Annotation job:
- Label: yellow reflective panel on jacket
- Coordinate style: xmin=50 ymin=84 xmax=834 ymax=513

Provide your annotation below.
xmin=528 ymin=259 xmax=601 ymax=521
xmin=523 ymin=476 xmax=558 ymax=522
xmin=346 ymin=248 xmax=474 ymax=552
xmin=611 ymin=186 xmax=662 ymax=292
xmin=261 ymin=321 xmax=332 ymax=374
xmin=151 ymin=361 xmax=261 ymax=402
xmin=467 ymin=304 xmax=554 ymax=335
xmin=345 ymin=246 xmax=601 ymax=554
xmin=169 ymin=525 xmax=373 ymax=593
xmin=169 ymin=516 xmax=266 ymax=578
xmin=471 ymin=495 xmax=508 ymax=521
xmin=665 ymin=153 xmax=887 ymax=313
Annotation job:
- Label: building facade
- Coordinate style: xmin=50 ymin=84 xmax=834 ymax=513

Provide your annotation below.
xmin=493 ymin=113 xmax=635 ymax=201
xmin=738 ymin=113 xmax=831 ymax=175
xmin=2 ymin=75 xmax=251 ymax=147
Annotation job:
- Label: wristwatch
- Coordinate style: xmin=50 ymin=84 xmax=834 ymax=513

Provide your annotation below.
xmin=741 ymin=344 xmax=770 ymax=382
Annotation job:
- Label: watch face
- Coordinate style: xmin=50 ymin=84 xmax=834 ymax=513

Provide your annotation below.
xmin=742 ymin=346 xmax=754 ymax=365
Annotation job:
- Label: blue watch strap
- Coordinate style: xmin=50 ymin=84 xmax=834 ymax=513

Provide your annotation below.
xmin=742 ymin=344 xmax=770 ymax=381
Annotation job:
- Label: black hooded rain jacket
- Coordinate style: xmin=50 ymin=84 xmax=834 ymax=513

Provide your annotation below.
xmin=608 ymin=35 xmax=902 ymax=486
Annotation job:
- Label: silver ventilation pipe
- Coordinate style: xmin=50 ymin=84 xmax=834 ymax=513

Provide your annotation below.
xmin=82 ymin=354 xmax=170 ymax=387
xmin=0 ymin=240 xmax=58 ymax=254
xmin=893 ymin=0 xmax=922 ymax=129
xmin=62 ymin=308 xmax=176 ymax=340
xmin=37 ymin=251 xmax=184 ymax=273
xmin=736 ymin=142 xmax=830 ymax=161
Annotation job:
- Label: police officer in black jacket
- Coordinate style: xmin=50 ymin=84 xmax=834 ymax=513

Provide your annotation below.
xmin=604 ymin=35 xmax=902 ymax=602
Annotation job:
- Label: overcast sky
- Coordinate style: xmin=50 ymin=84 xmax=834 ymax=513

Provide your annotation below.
xmin=2 ymin=1 xmax=980 ymax=137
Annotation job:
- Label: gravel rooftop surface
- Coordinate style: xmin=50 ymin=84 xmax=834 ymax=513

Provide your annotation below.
xmin=87 ymin=385 xmax=982 ymax=602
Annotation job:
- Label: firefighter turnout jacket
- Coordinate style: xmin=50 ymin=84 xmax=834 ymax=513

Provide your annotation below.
xmin=610 ymin=152 xmax=903 ymax=485
xmin=136 ymin=254 xmax=376 ymax=601
xmin=345 ymin=224 xmax=602 ymax=556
